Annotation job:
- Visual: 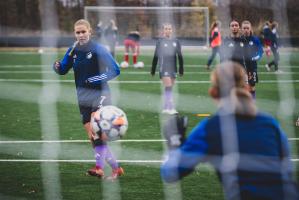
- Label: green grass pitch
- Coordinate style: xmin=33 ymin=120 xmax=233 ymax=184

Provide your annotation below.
xmin=0 ymin=47 xmax=298 ymax=199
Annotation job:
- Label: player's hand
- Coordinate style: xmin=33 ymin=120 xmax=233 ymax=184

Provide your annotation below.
xmin=53 ymin=61 xmax=61 ymax=73
xmin=162 ymin=114 xmax=188 ymax=149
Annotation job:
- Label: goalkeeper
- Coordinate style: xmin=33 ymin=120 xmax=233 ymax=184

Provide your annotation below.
xmin=161 ymin=62 xmax=298 ymax=200
xmin=53 ymin=19 xmax=123 ymax=179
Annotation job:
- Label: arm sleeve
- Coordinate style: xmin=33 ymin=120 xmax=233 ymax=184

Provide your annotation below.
xmin=86 ymin=47 xmax=120 ymax=85
xmin=161 ymin=119 xmax=209 ymax=183
xmin=177 ymin=40 xmax=184 ymax=75
xmin=151 ymin=41 xmax=159 ymax=75
xmin=252 ymin=37 xmax=264 ymax=61
xmin=53 ymin=47 xmax=73 ymax=75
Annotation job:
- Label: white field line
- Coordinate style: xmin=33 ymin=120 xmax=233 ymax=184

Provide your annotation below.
xmin=0 ymin=139 xmax=166 ymax=144
xmin=1 ymin=79 xmax=299 ymax=84
xmin=1 ymin=70 xmax=299 ymax=75
xmin=1 ymin=64 xmax=299 ymax=68
xmin=0 ymin=159 xmax=297 ymax=163
xmin=0 ymin=138 xmax=297 ymax=144
xmin=0 ymin=159 xmax=163 ymax=163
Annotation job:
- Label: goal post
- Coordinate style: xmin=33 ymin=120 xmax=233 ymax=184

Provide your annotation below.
xmin=84 ymin=6 xmax=210 ymax=47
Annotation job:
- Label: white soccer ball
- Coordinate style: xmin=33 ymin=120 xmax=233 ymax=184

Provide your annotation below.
xmin=91 ymin=105 xmax=128 ymax=141
xmin=133 ymin=61 xmax=144 ymax=68
xmin=120 ymin=61 xmax=129 ymax=68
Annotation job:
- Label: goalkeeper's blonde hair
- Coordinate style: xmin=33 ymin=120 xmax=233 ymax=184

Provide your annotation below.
xmin=210 ymin=61 xmax=257 ymax=117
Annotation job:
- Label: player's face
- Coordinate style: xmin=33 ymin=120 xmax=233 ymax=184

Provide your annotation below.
xmin=74 ymin=25 xmax=91 ymax=45
xmin=163 ymin=25 xmax=173 ymax=38
xmin=242 ymin=24 xmax=251 ymax=36
xmin=230 ymin=21 xmax=240 ymax=35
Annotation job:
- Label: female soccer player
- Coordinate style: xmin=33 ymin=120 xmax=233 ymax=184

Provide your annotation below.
xmin=161 ymin=61 xmax=298 ymax=200
xmin=103 ymin=19 xmax=118 ymax=58
xmin=241 ymin=20 xmax=263 ymax=99
xmin=265 ymin=21 xmax=282 ymax=73
xmin=53 ymin=19 xmax=123 ymax=179
xmin=122 ymin=30 xmax=141 ymax=68
xmin=151 ymin=23 xmax=184 ymax=114
xmin=220 ymin=20 xmax=245 ymax=68
xmin=206 ymin=21 xmax=222 ymax=70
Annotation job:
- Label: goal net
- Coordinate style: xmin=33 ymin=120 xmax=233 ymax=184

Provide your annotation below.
xmin=84 ymin=6 xmax=210 ymax=47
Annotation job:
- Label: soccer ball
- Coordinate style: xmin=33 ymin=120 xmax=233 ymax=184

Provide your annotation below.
xmin=91 ymin=105 xmax=128 ymax=141
xmin=120 ymin=61 xmax=129 ymax=68
xmin=133 ymin=61 xmax=144 ymax=68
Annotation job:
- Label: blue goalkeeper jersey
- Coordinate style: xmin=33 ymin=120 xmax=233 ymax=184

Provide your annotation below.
xmin=161 ymin=111 xmax=298 ymax=200
xmin=54 ymin=40 xmax=120 ymax=106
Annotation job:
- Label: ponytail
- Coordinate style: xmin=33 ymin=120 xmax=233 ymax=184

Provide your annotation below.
xmin=210 ymin=61 xmax=257 ymax=117
xmin=230 ymin=88 xmax=257 ymax=117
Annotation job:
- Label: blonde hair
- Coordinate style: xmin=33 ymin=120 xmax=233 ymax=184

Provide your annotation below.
xmin=211 ymin=62 xmax=257 ymax=116
xmin=241 ymin=20 xmax=253 ymax=35
xmin=74 ymin=19 xmax=92 ymax=31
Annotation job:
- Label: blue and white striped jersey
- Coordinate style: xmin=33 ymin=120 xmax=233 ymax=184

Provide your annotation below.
xmin=54 ymin=40 xmax=120 ymax=106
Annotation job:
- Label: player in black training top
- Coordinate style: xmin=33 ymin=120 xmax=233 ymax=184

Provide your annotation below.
xmin=151 ymin=23 xmax=184 ymax=114
xmin=241 ymin=20 xmax=263 ymax=99
xmin=220 ymin=20 xmax=246 ymax=68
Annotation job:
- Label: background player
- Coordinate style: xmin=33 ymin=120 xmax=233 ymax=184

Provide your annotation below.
xmin=265 ymin=21 xmax=282 ymax=73
xmin=151 ymin=23 xmax=184 ymax=114
xmin=103 ymin=19 xmax=118 ymax=58
xmin=261 ymin=21 xmax=272 ymax=61
xmin=241 ymin=20 xmax=263 ymax=99
xmin=161 ymin=61 xmax=299 ymax=200
xmin=122 ymin=29 xmax=141 ymax=68
xmin=206 ymin=21 xmax=222 ymax=70
xmin=220 ymin=20 xmax=245 ymax=68
xmin=53 ymin=19 xmax=123 ymax=179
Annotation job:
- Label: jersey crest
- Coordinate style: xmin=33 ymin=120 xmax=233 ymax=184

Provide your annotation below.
xmin=173 ymin=42 xmax=177 ymax=47
xmin=249 ymin=41 xmax=254 ymax=46
xmin=86 ymin=52 xmax=92 ymax=59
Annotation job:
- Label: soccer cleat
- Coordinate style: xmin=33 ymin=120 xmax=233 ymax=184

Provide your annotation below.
xmin=163 ymin=109 xmax=178 ymax=115
xmin=206 ymin=65 xmax=210 ymax=70
xmin=265 ymin=64 xmax=271 ymax=72
xmin=168 ymin=109 xmax=178 ymax=115
xmin=274 ymin=69 xmax=283 ymax=74
xmin=106 ymin=167 xmax=124 ymax=180
xmin=86 ymin=166 xmax=104 ymax=177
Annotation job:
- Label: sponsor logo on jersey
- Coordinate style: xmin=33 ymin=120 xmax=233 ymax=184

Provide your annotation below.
xmin=86 ymin=52 xmax=92 ymax=59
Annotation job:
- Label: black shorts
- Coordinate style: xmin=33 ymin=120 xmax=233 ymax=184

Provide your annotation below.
xmin=247 ymin=69 xmax=258 ymax=87
xmin=79 ymin=93 xmax=112 ymax=124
